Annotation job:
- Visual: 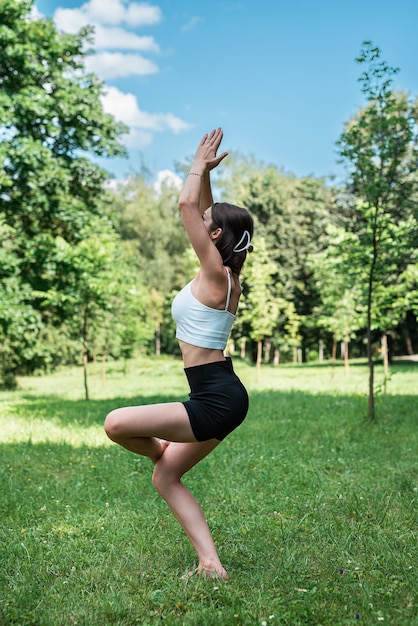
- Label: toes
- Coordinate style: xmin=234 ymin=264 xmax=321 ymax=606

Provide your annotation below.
xmin=180 ymin=565 xmax=229 ymax=581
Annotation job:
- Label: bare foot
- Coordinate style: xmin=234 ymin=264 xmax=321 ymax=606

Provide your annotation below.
xmin=182 ymin=565 xmax=229 ymax=580
xmin=198 ymin=565 xmax=229 ymax=580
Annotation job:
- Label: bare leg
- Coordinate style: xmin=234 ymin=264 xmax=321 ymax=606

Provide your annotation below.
xmin=152 ymin=440 xmax=229 ymax=580
xmin=104 ymin=402 xmax=197 ymax=462
xmin=104 ymin=402 xmax=228 ymax=577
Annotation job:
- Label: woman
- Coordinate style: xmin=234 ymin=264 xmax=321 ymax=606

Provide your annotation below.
xmin=104 ymin=128 xmax=254 ymax=580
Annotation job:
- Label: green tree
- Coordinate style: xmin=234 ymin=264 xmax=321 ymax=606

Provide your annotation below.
xmin=112 ymin=174 xmax=188 ymax=293
xmin=282 ymin=301 xmax=303 ymax=364
xmin=0 ymin=218 xmax=44 ymax=386
xmin=50 ymin=223 xmax=120 ymax=399
xmin=310 ymin=224 xmax=367 ymax=370
xmin=50 ymin=221 xmax=155 ymax=399
xmin=401 ymin=264 xmax=418 ymax=318
xmin=337 ymin=41 xmax=418 ymax=419
xmin=0 ymin=0 xmax=126 ymax=384
xmin=239 ymin=166 xmax=339 ymax=358
xmin=240 ymin=238 xmax=282 ymax=376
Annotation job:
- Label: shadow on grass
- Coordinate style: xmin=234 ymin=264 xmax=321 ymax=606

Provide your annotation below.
xmin=9 ymin=392 xmax=188 ymax=428
xmin=287 ymin=359 xmax=418 ymax=370
xmin=4 ymin=385 xmax=418 ymax=433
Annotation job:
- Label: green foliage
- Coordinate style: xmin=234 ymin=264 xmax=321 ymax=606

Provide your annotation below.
xmin=336 ymin=41 xmax=418 ymax=417
xmin=113 ymin=175 xmax=189 ymax=294
xmin=0 ymin=218 xmax=41 ymax=387
xmin=1 ymin=12 xmax=417 ymax=386
xmin=244 ymin=168 xmax=336 ymax=297
xmin=401 ymin=263 xmax=418 ymax=317
xmin=338 ymin=43 xmax=417 ymax=217
xmin=0 ymin=0 xmax=128 ymax=384
xmin=240 ymin=238 xmax=280 ymax=343
xmin=310 ymin=224 xmax=366 ymax=344
xmin=0 ymin=277 xmax=43 ymax=388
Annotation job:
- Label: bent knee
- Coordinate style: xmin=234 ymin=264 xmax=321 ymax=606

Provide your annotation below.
xmin=152 ymin=464 xmax=178 ymax=495
xmin=104 ymin=409 xmax=125 ymax=441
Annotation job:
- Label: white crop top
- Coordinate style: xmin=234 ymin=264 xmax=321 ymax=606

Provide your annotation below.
xmin=171 ymin=270 xmax=236 ymax=350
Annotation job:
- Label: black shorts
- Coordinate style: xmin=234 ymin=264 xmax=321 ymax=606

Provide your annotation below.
xmin=182 ymin=357 xmax=249 ymax=442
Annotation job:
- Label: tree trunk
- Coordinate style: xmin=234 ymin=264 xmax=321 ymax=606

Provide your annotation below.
xmin=382 ymin=333 xmax=389 ymax=392
xmin=240 ymin=337 xmax=246 ymax=359
xmin=331 ymin=337 xmax=337 ymax=366
xmin=102 ymin=346 xmax=107 ymax=386
xmin=344 ymin=340 xmax=350 ymax=374
xmin=263 ymin=339 xmax=271 ymax=363
xmin=156 ymin=322 xmax=161 ymax=356
xmin=367 ymin=301 xmax=375 ymax=420
xmin=405 ymin=333 xmax=414 ymax=356
xmin=256 ymin=340 xmax=262 ymax=381
xmin=366 ymin=218 xmax=379 ymax=420
xmin=93 ymin=350 xmax=97 ymax=380
xmin=331 ymin=336 xmax=337 ymax=380
xmin=319 ymin=340 xmax=324 ymax=363
xmin=82 ymin=306 xmax=89 ymax=401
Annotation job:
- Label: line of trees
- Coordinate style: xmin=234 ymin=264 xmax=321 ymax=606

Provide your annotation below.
xmin=1 ymin=4 xmax=417 ymax=416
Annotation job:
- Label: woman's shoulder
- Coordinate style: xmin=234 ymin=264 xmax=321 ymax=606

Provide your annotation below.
xmin=191 ymin=266 xmax=239 ymax=311
xmin=197 ymin=265 xmax=237 ymax=287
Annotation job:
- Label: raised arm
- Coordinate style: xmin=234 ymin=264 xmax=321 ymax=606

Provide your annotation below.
xmin=199 ymin=171 xmax=213 ymax=215
xmin=178 ymin=129 xmax=228 ymax=272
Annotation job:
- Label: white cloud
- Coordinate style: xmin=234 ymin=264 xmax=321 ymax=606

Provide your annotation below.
xmin=53 ymin=1 xmax=162 ymax=79
xmin=153 ymin=170 xmax=182 ymax=193
xmin=53 ymin=7 xmax=86 ymax=33
xmin=45 ymin=1 xmax=192 ymax=152
xmin=86 ymin=52 xmax=158 ymax=79
xmin=82 ymin=0 xmax=125 ymax=26
xmin=124 ymin=2 xmax=162 ymax=26
xmin=104 ymin=177 xmax=125 ymax=192
xmin=159 ymin=113 xmax=193 ymax=133
xmin=181 ymin=16 xmax=203 ymax=32
xmin=101 ymin=86 xmax=192 ymax=146
xmin=92 ymin=26 xmax=159 ymax=51
xmin=54 ymin=1 xmax=162 ymax=30
xmin=54 ymin=11 xmax=159 ymax=51
xmin=123 ymin=128 xmax=154 ymax=149
xmin=30 ymin=5 xmax=43 ymax=20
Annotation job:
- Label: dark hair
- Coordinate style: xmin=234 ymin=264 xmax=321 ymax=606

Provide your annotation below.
xmin=210 ymin=202 xmax=254 ymax=275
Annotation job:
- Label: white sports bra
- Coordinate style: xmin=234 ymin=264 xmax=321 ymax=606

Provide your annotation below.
xmin=171 ymin=270 xmax=236 ymax=350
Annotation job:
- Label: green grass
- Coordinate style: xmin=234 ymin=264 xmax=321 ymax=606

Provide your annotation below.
xmin=1 ymin=356 xmax=417 ymax=625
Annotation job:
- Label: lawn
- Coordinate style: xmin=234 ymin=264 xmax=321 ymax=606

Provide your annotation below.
xmin=0 ymin=356 xmax=417 ymax=625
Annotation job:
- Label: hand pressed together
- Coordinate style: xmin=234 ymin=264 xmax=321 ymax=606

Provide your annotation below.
xmin=193 ymin=128 xmax=228 ymax=172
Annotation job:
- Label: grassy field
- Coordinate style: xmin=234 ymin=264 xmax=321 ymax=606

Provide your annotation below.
xmin=0 ymin=356 xmax=417 ymax=626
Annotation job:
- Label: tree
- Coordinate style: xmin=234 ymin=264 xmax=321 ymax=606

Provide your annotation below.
xmin=240 ymin=238 xmax=282 ymax=377
xmin=0 ymin=0 xmax=127 ymax=385
xmin=0 ymin=220 xmax=43 ymax=386
xmin=311 ymin=225 xmax=366 ymax=372
xmin=337 ymin=41 xmax=418 ymax=419
xmin=239 ymin=166 xmax=339 ymax=358
xmin=111 ymin=174 xmax=188 ymax=294
xmin=46 ymin=223 xmax=119 ymax=399
xmin=50 ymin=220 xmax=156 ymax=399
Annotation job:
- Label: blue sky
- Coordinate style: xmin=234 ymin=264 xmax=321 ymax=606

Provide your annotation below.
xmin=35 ymin=0 xmax=418 ymax=185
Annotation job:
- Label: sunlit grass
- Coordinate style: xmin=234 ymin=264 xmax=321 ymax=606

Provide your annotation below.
xmin=1 ymin=355 xmax=417 ymax=625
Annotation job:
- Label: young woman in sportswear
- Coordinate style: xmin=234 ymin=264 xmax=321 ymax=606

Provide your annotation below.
xmin=104 ymin=128 xmax=254 ymax=579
